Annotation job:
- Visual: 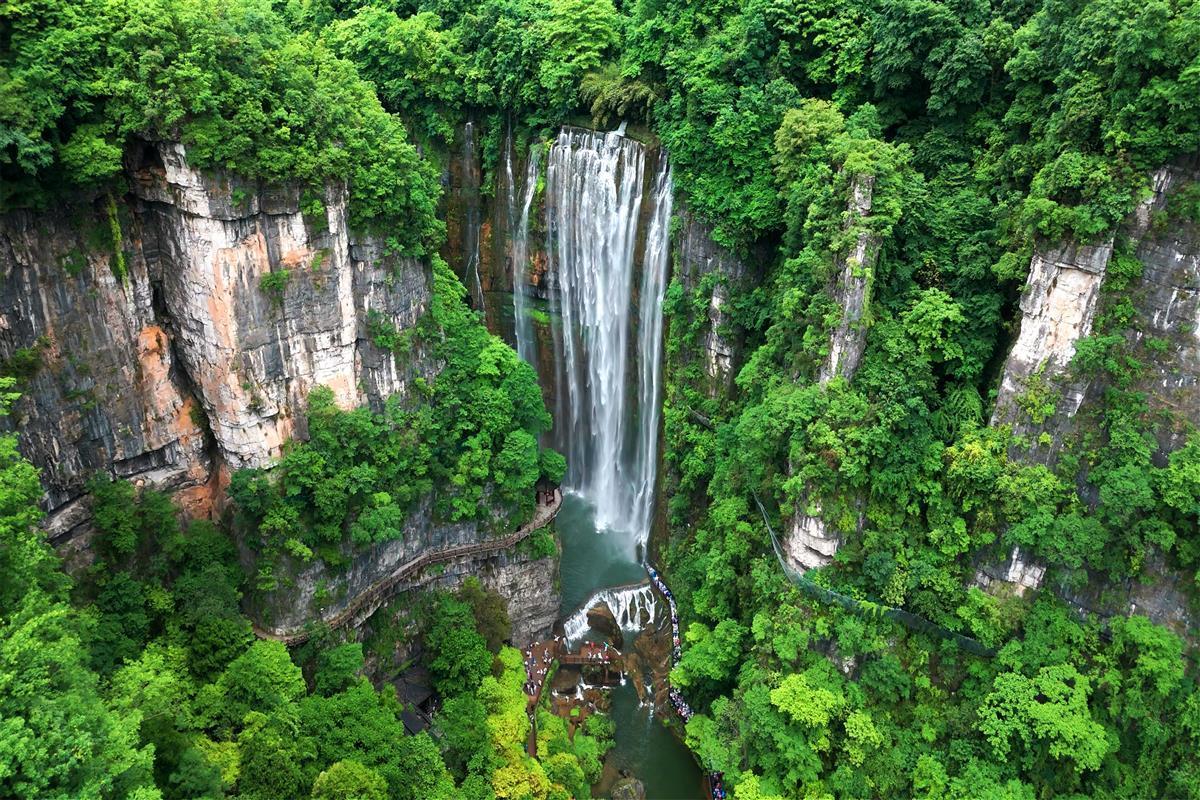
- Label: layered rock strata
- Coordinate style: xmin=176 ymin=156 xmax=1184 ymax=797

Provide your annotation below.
xmin=0 ymin=140 xmax=432 ymax=546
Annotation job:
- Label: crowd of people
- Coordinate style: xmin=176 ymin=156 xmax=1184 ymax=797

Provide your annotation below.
xmin=583 ymin=641 xmax=615 ymax=662
xmin=522 ymin=637 xmax=560 ymax=700
xmin=647 ymin=565 xmax=725 ymax=800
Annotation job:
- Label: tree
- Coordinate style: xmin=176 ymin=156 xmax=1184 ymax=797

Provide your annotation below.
xmin=426 ymin=594 xmax=494 ymax=698
xmin=437 ymin=694 xmax=493 ymax=781
xmin=198 ymin=640 xmax=305 ymax=731
xmin=459 ymin=578 xmax=512 ymax=653
xmin=311 ymin=759 xmax=388 ymax=800
xmin=236 ymin=711 xmax=315 ymax=800
xmin=978 ymin=664 xmax=1109 ymax=774
xmin=315 ymin=644 xmax=365 ymax=696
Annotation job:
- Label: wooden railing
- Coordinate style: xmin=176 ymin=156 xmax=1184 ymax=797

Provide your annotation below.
xmin=255 ymin=489 xmax=563 ymax=646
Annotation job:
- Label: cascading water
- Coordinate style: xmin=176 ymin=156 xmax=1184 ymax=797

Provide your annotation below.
xmin=510 ymin=139 xmax=542 ymax=364
xmin=462 ymin=122 xmax=485 ymax=310
xmin=563 ymin=584 xmax=658 ymax=644
xmin=547 ymin=127 xmax=672 ymax=550
xmin=631 ymin=160 xmax=674 ymax=538
xmin=543 ymin=128 xmax=701 ymax=795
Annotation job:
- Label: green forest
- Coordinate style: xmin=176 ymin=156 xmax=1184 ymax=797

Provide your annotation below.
xmin=3 ymin=0 xmax=1200 ymax=798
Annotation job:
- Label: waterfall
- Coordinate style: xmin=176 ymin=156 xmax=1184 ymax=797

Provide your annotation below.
xmin=547 ymin=127 xmax=672 ymax=547
xmin=510 ymin=140 xmax=541 ymax=364
xmin=631 ymin=159 xmax=673 ymax=537
xmin=463 ymin=122 xmax=485 ymax=310
xmin=563 ymin=584 xmax=658 ymax=645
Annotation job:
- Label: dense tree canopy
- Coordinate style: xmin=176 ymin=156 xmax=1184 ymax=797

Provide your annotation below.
xmin=3 ymin=0 xmax=1200 ymax=797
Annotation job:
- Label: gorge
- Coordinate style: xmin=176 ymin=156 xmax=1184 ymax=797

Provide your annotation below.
xmin=3 ymin=2 xmax=1200 ymax=800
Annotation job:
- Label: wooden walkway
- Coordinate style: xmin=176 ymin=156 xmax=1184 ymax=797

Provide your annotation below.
xmin=255 ymin=489 xmax=562 ymax=646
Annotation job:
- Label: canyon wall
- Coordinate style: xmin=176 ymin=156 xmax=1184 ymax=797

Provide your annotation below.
xmin=252 ymin=493 xmax=558 ymax=645
xmin=673 ymin=205 xmax=751 ymax=399
xmin=1 ymin=137 xmax=560 ymax=640
xmin=785 ymin=172 xmax=881 ymax=574
xmin=983 ymin=158 xmax=1200 ymax=630
xmin=0 ymin=140 xmax=432 ymax=550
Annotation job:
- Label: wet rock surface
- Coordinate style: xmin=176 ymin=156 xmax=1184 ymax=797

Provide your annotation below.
xmin=610 ymin=775 xmax=647 ymax=800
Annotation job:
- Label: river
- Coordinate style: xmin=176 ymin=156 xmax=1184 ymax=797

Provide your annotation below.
xmin=556 ymin=495 xmax=703 ymax=799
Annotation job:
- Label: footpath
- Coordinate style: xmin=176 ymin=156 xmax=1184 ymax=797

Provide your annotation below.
xmin=255 ymin=489 xmax=562 ymax=646
xmin=646 ymin=564 xmax=727 ymax=800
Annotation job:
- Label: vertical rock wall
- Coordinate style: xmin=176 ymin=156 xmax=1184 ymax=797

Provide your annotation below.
xmin=133 ymin=142 xmax=431 ymax=470
xmin=1121 ymin=161 xmax=1200 ymax=456
xmin=989 ymin=238 xmax=1114 ymax=458
xmin=0 ymin=205 xmax=214 ymax=546
xmin=673 ymin=206 xmax=750 ymax=399
xmin=817 ymin=174 xmax=881 ymax=386
xmin=982 ymin=158 xmax=1200 ymax=607
xmin=0 ymin=140 xmax=434 ymax=545
xmin=786 ymin=173 xmax=881 ymax=574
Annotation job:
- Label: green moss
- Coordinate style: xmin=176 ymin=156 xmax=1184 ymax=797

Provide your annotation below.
xmin=366 ymin=310 xmax=409 ymax=353
xmin=259 ymin=269 xmax=291 ymax=309
xmin=105 ymin=193 xmax=127 ymax=284
xmin=59 ymin=249 xmax=87 ymax=277
xmin=310 ymin=248 xmax=329 ymax=271
xmin=301 ymin=188 xmax=328 ymax=234
xmin=2 ymin=336 xmax=50 ymax=381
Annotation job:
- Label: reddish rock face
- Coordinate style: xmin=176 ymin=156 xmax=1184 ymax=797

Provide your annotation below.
xmin=0 ymin=140 xmax=435 ymax=546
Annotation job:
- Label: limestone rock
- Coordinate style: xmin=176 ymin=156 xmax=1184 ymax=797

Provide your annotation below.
xmin=611 ymin=776 xmax=647 ymax=800
xmin=132 ymin=141 xmax=431 ymax=470
xmin=0 ymin=205 xmax=214 ymax=543
xmin=674 ymin=205 xmax=750 ymax=397
xmin=0 ymin=138 xmax=435 ymax=547
xmin=819 ymin=173 xmax=880 ymax=386
xmin=784 ymin=506 xmax=842 ymax=572
xmin=990 ymin=237 xmax=1113 ymax=458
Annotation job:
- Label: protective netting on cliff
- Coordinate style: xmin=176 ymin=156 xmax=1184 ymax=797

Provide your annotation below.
xmin=751 ymin=493 xmax=996 ymax=659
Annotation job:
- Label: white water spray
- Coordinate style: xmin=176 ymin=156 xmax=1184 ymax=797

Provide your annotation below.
xmin=510 ymin=140 xmax=542 ymax=364
xmin=631 ymin=159 xmax=674 ymax=538
xmin=546 ymin=127 xmax=673 ymax=548
xmin=562 ymin=584 xmax=658 ymax=645
xmin=462 ymin=122 xmax=485 ymax=310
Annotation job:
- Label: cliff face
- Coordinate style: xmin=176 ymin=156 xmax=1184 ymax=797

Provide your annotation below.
xmin=1 ymin=137 xmax=566 ymax=641
xmin=0 ymin=204 xmax=215 ymax=548
xmin=983 ymin=159 xmax=1200 ymax=626
xmin=785 ymin=173 xmax=881 ymax=574
xmin=993 ymin=159 xmax=1200 ymax=457
xmin=252 ymin=494 xmax=559 ymax=646
xmin=817 ymin=173 xmax=880 ymax=387
xmin=0 ymin=141 xmax=432 ymax=550
xmin=674 ymin=205 xmax=750 ymax=399
xmin=1120 ymin=161 xmax=1200 ymax=455
xmin=989 ymin=238 xmax=1114 ymax=458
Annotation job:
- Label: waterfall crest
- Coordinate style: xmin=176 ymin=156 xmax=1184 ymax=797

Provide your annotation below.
xmin=547 ymin=127 xmax=672 ymax=550
xmin=563 ymin=583 xmax=658 ymax=644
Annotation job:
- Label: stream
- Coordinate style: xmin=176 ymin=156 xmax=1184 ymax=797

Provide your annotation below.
xmin=557 ymin=495 xmax=703 ymax=799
